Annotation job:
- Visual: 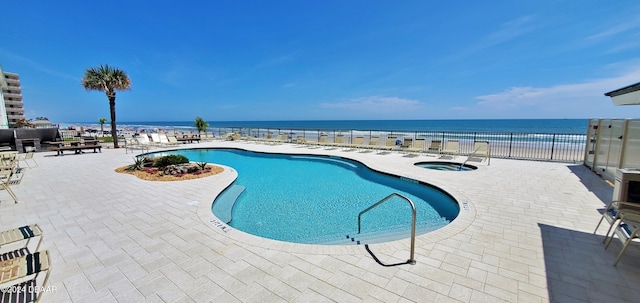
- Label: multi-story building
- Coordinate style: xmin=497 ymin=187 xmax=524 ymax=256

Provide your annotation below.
xmin=0 ymin=66 xmax=26 ymax=129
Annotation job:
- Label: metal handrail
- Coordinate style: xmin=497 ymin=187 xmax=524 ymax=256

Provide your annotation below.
xmin=358 ymin=193 xmax=416 ymax=265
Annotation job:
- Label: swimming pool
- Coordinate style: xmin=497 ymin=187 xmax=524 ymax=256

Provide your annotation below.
xmin=149 ymin=149 xmax=460 ymax=244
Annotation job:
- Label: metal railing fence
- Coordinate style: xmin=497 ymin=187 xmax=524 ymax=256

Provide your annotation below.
xmin=201 ymin=127 xmax=586 ymax=163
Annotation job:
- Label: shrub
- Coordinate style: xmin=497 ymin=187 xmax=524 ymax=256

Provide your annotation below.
xmin=196 ymin=161 xmax=208 ymax=170
xmin=153 ymin=155 xmax=189 ymax=167
xmin=126 ymin=157 xmax=146 ymax=171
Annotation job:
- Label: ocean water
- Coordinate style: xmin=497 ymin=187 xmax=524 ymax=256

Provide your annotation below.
xmin=65 ymin=119 xmax=589 ymax=134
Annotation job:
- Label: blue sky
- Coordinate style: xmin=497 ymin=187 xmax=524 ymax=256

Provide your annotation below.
xmin=2 ymin=1 xmax=640 ymax=123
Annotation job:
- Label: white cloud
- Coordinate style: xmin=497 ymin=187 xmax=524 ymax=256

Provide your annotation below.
xmin=320 ymin=96 xmax=423 ymax=114
xmin=0 ymin=48 xmax=77 ymax=81
xmin=476 ymin=67 xmax=640 ymax=110
xmin=446 ymin=15 xmax=539 ymax=61
xmin=586 ymin=14 xmax=640 ymax=42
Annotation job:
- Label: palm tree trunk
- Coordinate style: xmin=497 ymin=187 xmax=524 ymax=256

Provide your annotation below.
xmin=109 ymin=97 xmax=119 ymax=148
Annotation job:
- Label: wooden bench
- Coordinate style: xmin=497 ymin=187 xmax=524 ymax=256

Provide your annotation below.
xmin=50 ymin=143 xmax=102 ymax=156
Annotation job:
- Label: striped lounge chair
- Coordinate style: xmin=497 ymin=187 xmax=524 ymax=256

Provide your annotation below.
xmin=0 ymin=225 xmax=43 ymax=255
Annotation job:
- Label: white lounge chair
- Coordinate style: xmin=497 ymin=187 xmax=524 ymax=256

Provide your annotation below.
xmin=377 ymin=136 xmax=398 ymax=154
xmin=467 ymin=140 xmax=490 ymax=165
xmin=17 ymin=151 xmax=38 ymax=168
xmin=343 ymin=136 xmax=364 ymax=151
xmin=426 ymin=139 xmax=442 ymax=156
xmin=405 ymin=138 xmax=426 ymax=157
xmin=440 ymin=140 xmax=459 ymax=159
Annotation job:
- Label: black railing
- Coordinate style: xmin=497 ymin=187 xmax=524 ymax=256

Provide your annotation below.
xmin=198 ymin=127 xmax=586 ymax=163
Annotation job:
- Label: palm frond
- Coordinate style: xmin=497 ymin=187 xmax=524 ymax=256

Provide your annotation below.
xmin=81 ymin=64 xmax=132 ymax=92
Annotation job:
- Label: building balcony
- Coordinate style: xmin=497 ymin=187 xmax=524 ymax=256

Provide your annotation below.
xmin=7 ymin=108 xmax=25 ymax=115
xmin=7 ymin=114 xmax=25 ymax=121
xmin=4 ymin=100 xmax=23 ymax=107
xmin=3 ymin=72 xmax=19 ymax=80
xmin=2 ymin=87 xmax=21 ymax=93
xmin=1 ymin=92 xmax=22 ymax=99
xmin=3 ymin=78 xmax=20 ymax=86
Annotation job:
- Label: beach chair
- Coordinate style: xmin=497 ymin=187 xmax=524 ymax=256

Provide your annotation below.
xmin=399 ymin=138 xmax=413 ymax=152
xmin=439 ymin=140 xmax=459 ymax=159
xmin=307 ymin=134 xmax=328 ymax=148
xmin=426 ymin=140 xmax=442 ymax=156
xmin=17 ymin=151 xmax=37 ymax=169
xmin=159 ymin=134 xmax=180 ymax=147
xmin=377 ymin=136 xmax=398 ymax=154
xmin=601 ymin=203 xmax=640 ymax=265
xmin=0 ymin=152 xmax=18 ymax=170
xmin=405 ymin=138 xmax=426 ymax=157
xmin=150 ymin=133 xmax=164 ymax=146
xmin=343 ymin=136 xmax=363 ymax=151
xmin=255 ymin=133 xmax=273 ymax=143
xmin=0 ymin=225 xmax=42 ymax=256
xmin=467 ymin=140 xmax=490 ymax=165
xmin=360 ymin=136 xmax=379 ymax=152
xmin=293 ymin=135 xmax=307 ymax=147
xmin=325 ymin=134 xmax=345 ymax=149
xmin=0 ymin=250 xmax=51 ymax=302
xmin=267 ymin=134 xmax=287 ymax=145
xmin=0 ymin=170 xmax=19 ymax=204
xmin=136 ymin=134 xmax=157 ymax=148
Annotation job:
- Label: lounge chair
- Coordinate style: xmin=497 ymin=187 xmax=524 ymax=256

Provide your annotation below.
xmin=467 ymin=140 xmax=490 ymax=165
xmin=307 ymin=134 xmax=328 ymax=148
xmin=135 ymin=134 xmax=157 ymax=148
xmin=167 ymin=136 xmax=182 ymax=145
xmin=255 ymin=133 xmax=273 ymax=143
xmin=267 ymin=134 xmax=287 ymax=145
xmin=439 ymin=140 xmax=459 ymax=159
xmin=343 ymin=136 xmax=364 ymax=151
xmin=0 ymin=225 xmax=42 ymax=255
xmin=601 ymin=202 xmax=640 ymax=265
xmin=158 ymin=134 xmax=180 ymax=147
xmin=150 ymin=133 xmax=163 ymax=146
xmin=325 ymin=134 xmax=345 ymax=149
xmin=360 ymin=136 xmax=380 ymax=152
xmin=17 ymin=152 xmax=37 ymax=169
xmin=377 ymin=136 xmax=398 ymax=154
xmin=426 ymin=140 xmax=442 ymax=156
xmin=199 ymin=132 xmax=215 ymax=142
xmin=405 ymin=138 xmax=426 ymax=157
xmin=398 ymin=138 xmax=413 ymax=153
xmin=0 ymin=250 xmax=51 ymax=302
xmin=0 ymin=152 xmax=18 ymax=170
xmin=295 ymin=135 xmax=306 ymax=144
xmin=0 ymin=170 xmax=19 ymax=204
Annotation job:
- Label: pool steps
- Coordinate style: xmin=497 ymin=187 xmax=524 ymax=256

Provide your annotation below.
xmin=211 ymin=184 xmax=246 ymax=223
xmin=312 ymin=220 xmax=449 ymax=245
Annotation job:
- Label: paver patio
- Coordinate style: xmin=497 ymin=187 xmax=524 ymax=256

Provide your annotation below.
xmin=1 ymin=140 xmax=639 ymax=303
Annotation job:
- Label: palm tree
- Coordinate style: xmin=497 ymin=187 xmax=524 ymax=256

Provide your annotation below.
xmin=82 ymin=65 xmax=131 ymax=148
xmin=194 ymin=116 xmax=209 ymax=133
xmin=98 ymin=118 xmax=107 ymax=137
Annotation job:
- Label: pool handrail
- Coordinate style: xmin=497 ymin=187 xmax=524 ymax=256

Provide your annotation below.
xmin=358 ymin=192 xmax=416 ymax=265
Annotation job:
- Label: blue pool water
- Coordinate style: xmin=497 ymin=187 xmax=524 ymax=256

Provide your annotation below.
xmin=150 ymin=149 xmax=459 ymax=244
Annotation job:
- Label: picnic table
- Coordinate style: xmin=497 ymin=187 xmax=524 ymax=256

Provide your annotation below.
xmin=49 ymin=140 xmax=102 ymax=156
xmin=176 ymin=136 xmax=201 ymax=144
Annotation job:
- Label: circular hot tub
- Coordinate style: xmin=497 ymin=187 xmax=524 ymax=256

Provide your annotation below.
xmin=415 ymin=161 xmax=477 ymax=171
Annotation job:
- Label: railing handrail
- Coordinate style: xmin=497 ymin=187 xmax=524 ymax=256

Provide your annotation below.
xmin=207 ymin=126 xmax=586 ymax=163
xmin=358 ymin=193 xmax=416 ymax=265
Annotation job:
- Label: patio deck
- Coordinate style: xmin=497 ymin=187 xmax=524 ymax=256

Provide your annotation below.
xmin=1 ymin=140 xmax=639 ymax=303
